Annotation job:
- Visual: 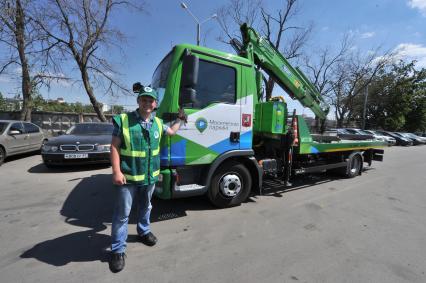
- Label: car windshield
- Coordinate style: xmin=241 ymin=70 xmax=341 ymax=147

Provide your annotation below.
xmin=66 ymin=123 xmax=114 ymax=135
xmin=358 ymin=130 xmax=371 ymax=135
xmin=151 ymin=50 xmax=173 ymax=107
xmin=0 ymin=122 xmax=7 ymax=134
xmin=337 ymin=129 xmax=351 ymax=134
xmin=366 ymin=130 xmax=380 ymax=135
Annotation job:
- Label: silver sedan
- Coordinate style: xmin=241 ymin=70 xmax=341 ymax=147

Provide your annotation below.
xmin=0 ymin=120 xmax=46 ymax=165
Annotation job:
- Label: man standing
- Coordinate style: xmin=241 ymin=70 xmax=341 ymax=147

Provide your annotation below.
xmin=109 ymin=86 xmax=185 ymax=273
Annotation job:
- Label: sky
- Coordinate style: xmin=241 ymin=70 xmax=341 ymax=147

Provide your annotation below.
xmin=1 ymin=0 xmax=426 ymax=115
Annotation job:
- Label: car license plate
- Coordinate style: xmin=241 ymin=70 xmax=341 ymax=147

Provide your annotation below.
xmin=64 ymin=153 xmax=88 ymax=159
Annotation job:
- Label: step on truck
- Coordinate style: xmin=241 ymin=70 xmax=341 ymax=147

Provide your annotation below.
xmin=134 ymin=23 xmax=386 ymax=208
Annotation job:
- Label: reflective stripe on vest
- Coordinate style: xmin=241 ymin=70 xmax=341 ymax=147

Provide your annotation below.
xmin=120 ymin=113 xmax=147 ymax=157
xmin=124 ymin=173 xmax=145 ymax=182
xmin=152 ymin=117 xmax=162 ymax=156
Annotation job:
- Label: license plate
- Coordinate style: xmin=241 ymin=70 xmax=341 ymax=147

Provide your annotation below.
xmin=64 ymin=153 xmax=88 ymax=159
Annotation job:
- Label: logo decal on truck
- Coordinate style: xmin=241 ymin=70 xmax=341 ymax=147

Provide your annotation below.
xmin=195 ymin=117 xmax=208 ymax=133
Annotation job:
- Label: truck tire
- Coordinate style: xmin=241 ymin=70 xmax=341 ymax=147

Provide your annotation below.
xmin=0 ymin=146 xmax=5 ymax=166
xmin=345 ymin=154 xmax=362 ymax=178
xmin=208 ymin=161 xmax=252 ymax=208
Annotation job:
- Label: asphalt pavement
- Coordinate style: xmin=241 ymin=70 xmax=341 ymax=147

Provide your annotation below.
xmin=0 ymin=146 xmax=425 ymax=282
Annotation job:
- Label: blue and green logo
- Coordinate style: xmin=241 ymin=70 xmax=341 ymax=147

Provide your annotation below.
xmin=195 ymin=117 xmax=208 ymax=133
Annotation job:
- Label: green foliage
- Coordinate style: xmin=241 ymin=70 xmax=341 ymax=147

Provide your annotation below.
xmin=105 ymin=105 xmax=124 ymax=114
xmin=363 ymin=60 xmax=426 ymax=132
xmin=0 ymin=92 xmax=5 ymax=111
xmin=0 ymin=91 xmax=125 ymax=114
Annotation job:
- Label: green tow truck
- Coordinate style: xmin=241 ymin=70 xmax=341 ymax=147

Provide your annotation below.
xmin=138 ymin=24 xmax=386 ymax=208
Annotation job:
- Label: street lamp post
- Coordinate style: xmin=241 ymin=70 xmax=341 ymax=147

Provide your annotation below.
xmin=362 ymin=84 xmax=369 ymax=130
xmin=180 ymin=2 xmax=217 ymax=46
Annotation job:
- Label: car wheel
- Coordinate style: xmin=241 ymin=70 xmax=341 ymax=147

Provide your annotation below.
xmin=208 ymin=161 xmax=252 ymax=208
xmin=0 ymin=146 xmax=5 ymax=166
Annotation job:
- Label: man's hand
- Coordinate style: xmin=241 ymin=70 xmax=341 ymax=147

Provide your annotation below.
xmin=178 ymin=107 xmax=187 ymax=125
xmin=112 ymin=171 xmax=126 ymax=185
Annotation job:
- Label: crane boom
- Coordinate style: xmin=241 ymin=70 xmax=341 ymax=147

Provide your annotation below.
xmin=240 ymin=23 xmax=329 ymax=119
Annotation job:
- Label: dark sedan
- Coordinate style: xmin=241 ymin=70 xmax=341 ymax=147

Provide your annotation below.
xmin=42 ymin=123 xmax=113 ymax=167
xmin=376 ymin=131 xmax=412 ymax=146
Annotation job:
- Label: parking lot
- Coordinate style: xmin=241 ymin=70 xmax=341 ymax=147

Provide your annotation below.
xmin=0 ymin=146 xmax=425 ymax=282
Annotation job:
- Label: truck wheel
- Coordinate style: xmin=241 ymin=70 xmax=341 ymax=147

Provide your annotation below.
xmin=208 ymin=161 xmax=252 ymax=208
xmin=0 ymin=146 xmax=5 ymax=166
xmin=346 ymin=154 xmax=362 ymax=178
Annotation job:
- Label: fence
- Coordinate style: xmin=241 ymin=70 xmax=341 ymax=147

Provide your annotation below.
xmin=0 ymin=111 xmax=114 ymax=136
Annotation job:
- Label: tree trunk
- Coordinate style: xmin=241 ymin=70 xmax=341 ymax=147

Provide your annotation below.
xmin=265 ymin=77 xmax=275 ymax=101
xmin=80 ymin=66 xmax=107 ymax=122
xmin=15 ymin=0 xmax=32 ymax=121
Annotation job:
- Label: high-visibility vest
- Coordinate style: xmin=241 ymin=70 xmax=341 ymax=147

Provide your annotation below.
xmin=113 ymin=112 xmax=163 ymax=185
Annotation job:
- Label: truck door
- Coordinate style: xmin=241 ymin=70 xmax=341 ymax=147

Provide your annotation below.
xmin=170 ymin=56 xmax=242 ymax=166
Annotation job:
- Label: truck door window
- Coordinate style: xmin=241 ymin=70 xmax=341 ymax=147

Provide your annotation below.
xmin=191 ymin=60 xmax=236 ymax=108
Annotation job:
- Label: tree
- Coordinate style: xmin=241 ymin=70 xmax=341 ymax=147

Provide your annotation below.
xmin=303 ymin=34 xmax=352 ymax=101
xmin=0 ymin=91 xmax=6 ymax=111
xmin=33 ymin=0 xmax=143 ymax=122
xmin=302 ymin=34 xmax=352 ymax=130
xmin=217 ymin=0 xmax=311 ymax=100
xmin=363 ymin=60 xmax=426 ymax=131
xmin=327 ymin=48 xmax=391 ymax=127
xmin=0 ymin=0 xmax=64 ymax=121
xmin=0 ymin=0 xmax=37 ymax=121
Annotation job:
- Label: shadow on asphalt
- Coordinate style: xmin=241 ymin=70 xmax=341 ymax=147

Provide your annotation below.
xmin=20 ymin=173 xmax=215 ymax=266
xmin=28 ymin=162 xmax=110 ymax=173
xmin=3 ymin=151 xmax=40 ymax=164
xmin=20 ymin=168 xmax=372 ymax=266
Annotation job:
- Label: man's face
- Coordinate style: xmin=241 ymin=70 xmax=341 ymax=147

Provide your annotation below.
xmin=138 ymin=96 xmax=157 ymax=114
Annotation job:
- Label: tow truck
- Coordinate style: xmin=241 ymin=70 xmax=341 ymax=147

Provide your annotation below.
xmin=134 ymin=24 xmax=386 ymax=207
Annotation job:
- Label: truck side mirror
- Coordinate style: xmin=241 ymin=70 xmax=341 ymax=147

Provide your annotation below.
xmin=180 ymin=52 xmax=199 ymax=106
xmin=132 ymin=82 xmax=143 ymax=93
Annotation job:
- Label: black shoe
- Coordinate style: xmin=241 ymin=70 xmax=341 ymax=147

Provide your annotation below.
xmin=109 ymin=252 xmax=126 ymax=273
xmin=139 ymin=232 xmax=157 ymax=246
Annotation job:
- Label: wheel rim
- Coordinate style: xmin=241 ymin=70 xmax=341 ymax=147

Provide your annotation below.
xmin=0 ymin=149 xmax=4 ymax=161
xmin=350 ymin=156 xmax=361 ymax=174
xmin=219 ymin=173 xmax=242 ymax=197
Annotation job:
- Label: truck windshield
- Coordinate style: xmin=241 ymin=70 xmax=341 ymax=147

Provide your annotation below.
xmin=152 ymin=50 xmax=173 ymax=106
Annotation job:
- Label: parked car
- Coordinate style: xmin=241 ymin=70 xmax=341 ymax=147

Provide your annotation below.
xmin=42 ymin=122 xmax=113 ymax=167
xmin=397 ymin=132 xmax=426 ymax=145
xmin=338 ymin=128 xmax=375 ymax=140
xmin=375 ymin=131 xmax=412 ymax=146
xmin=0 ymin=120 xmax=46 ymax=165
xmin=363 ymin=130 xmax=396 ymax=146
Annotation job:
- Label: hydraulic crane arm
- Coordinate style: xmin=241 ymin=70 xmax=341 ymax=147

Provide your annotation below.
xmin=239 ymin=23 xmax=329 ymax=119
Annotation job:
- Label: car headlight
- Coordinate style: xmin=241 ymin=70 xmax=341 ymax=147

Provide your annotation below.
xmin=42 ymin=145 xmax=51 ymax=151
xmin=42 ymin=145 xmax=58 ymax=152
xmin=96 ymin=144 xmax=111 ymax=151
